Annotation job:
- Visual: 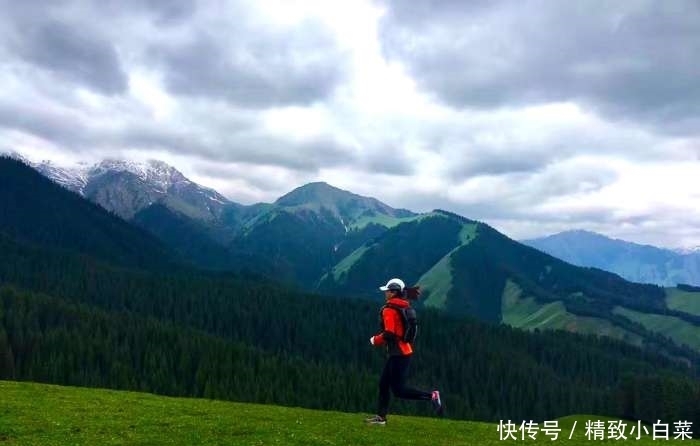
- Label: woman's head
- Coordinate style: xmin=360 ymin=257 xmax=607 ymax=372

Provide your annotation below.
xmin=379 ymin=278 xmax=405 ymax=299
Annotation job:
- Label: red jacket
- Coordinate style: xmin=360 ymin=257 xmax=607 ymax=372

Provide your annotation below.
xmin=371 ymin=297 xmax=413 ymax=356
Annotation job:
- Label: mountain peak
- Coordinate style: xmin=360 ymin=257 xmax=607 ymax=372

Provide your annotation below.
xmin=275 ymin=181 xmax=415 ymax=222
xmin=27 ymin=156 xmax=232 ymax=220
xmin=541 ymin=230 xmax=666 ymax=250
xmin=32 ymin=160 xmax=89 ymax=194
xmin=89 ymin=159 xmax=187 ymax=192
xmin=556 ymin=229 xmax=608 ymax=239
xmin=275 ymin=182 xmax=350 ymax=205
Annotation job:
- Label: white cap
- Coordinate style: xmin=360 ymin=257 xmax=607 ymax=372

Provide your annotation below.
xmin=379 ymin=278 xmax=405 ymax=292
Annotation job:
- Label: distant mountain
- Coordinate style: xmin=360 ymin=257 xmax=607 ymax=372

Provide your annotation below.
xmin=24 ymin=157 xmax=250 ymax=267
xmin=23 ymin=156 xmax=416 ymax=277
xmin=33 ymin=161 xmax=90 ymax=192
xmin=229 ymin=182 xmax=418 ymax=287
xmin=275 ymin=182 xmax=414 ymax=223
xmin=16 ymin=154 xmax=700 ymax=357
xmin=32 ymin=158 xmax=233 ymax=221
xmin=0 ymin=157 xmax=177 ymax=270
xmin=522 ymin=230 xmax=700 ymax=287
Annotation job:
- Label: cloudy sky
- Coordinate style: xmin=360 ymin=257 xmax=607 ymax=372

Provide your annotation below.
xmin=1 ymin=0 xmax=699 ymax=249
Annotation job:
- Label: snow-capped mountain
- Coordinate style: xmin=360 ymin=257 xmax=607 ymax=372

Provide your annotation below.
xmin=88 ymin=159 xmax=188 ymax=194
xmin=25 ymin=157 xmax=232 ymax=221
xmin=34 ymin=161 xmax=90 ymax=193
xmin=1 ymin=152 xmax=88 ymax=193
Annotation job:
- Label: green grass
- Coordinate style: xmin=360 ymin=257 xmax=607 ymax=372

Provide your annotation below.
xmin=666 ymin=288 xmax=700 ymax=317
xmin=502 ymin=281 xmax=643 ymax=346
xmin=418 ymin=253 xmax=454 ymax=310
xmin=348 ymin=214 xmax=419 ymax=230
xmin=0 ymin=381 xmax=667 ymax=445
xmin=457 ymin=223 xmax=477 ymax=244
xmin=613 ymin=306 xmax=700 ymax=352
xmin=331 ymin=246 xmax=370 ymax=281
xmin=238 ymin=207 xmax=278 ymax=235
xmin=420 ymin=223 xmax=478 ymax=310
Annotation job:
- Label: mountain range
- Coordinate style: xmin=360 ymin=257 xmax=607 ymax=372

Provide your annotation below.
xmin=1 ymin=155 xmax=699 ymax=424
xmin=523 ymin=230 xmax=700 ymax=287
xmin=7 ymin=154 xmax=700 ymax=357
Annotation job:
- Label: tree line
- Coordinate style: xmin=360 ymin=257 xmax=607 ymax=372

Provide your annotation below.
xmin=1 ymin=234 xmax=698 ymax=424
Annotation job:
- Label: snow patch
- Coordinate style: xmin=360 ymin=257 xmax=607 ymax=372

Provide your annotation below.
xmin=26 ymin=156 xmax=233 ymax=209
xmin=33 ymin=161 xmax=90 ymax=195
xmin=208 ymin=196 xmax=227 ymax=205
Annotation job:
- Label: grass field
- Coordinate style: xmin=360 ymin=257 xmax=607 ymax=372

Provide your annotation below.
xmin=502 ymin=281 xmax=644 ymax=346
xmin=348 ymin=214 xmax=419 ymax=230
xmin=612 ymin=306 xmax=700 ymax=352
xmin=0 ymin=381 xmax=676 ymax=445
xmin=666 ymin=288 xmax=700 ymax=317
xmin=418 ymin=252 xmax=454 ymax=310
xmin=331 ymin=245 xmax=370 ymax=281
xmin=419 ymin=222 xmax=477 ymax=310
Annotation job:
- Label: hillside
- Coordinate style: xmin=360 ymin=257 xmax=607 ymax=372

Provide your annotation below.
xmin=227 ymin=182 xmax=417 ymax=286
xmin=25 ymin=157 xmax=415 ymax=281
xmin=132 ymin=203 xmax=239 ymax=270
xmin=523 ymin=230 xmax=700 ymax=287
xmin=318 ymin=211 xmax=474 ymax=298
xmin=322 ymin=211 xmax=700 ymax=358
xmin=0 ymin=157 xmax=177 ymax=271
xmin=0 ymin=381 xmax=687 ymax=445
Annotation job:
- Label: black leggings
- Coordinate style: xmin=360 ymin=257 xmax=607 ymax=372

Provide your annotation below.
xmin=377 ymin=354 xmax=432 ymax=417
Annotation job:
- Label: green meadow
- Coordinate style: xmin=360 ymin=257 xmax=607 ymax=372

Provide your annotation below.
xmin=0 ymin=381 xmax=680 ymax=445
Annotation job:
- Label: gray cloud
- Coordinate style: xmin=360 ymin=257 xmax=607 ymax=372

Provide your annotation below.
xmin=107 ymin=0 xmax=197 ymax=25
xmin=123 ymin=124 xmax=357 ymax=172
xmin=1 ymin=0 xmax=347 ymax=106
xmin=1 ymin=4 xmax=128 ymax=95
xmin=361 ymin=143 xmax=415 ymax=176
xmin=0 ymin=100 xmax=96 ymax=148
xmin=151 ymin=24 xmax=347 ymax=108
xmin=378 ymin=0 xmax=700 ymax=131
xmin=447 ymin=148 xmax=550 ymax=178
xmin=0 ymin=95 xmax=356 ymax=173
xmin=376 ymin=157 xmax=620 ymax=231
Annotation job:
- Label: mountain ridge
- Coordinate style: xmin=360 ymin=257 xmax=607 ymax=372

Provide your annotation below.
xmin=15 ymin=154 xmax=417 ymax=284
xmin=22 ymin=157 xmax=232 ymax=221
xmin=523 ymin=230 xmax=700 ymax=287
xmin=276 ymin=181 xmax=415 ymax=222
xmin=8 ymin=153 xmax=700 ymax=357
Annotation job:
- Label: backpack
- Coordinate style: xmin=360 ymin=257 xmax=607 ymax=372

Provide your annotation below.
xmin=384 ymin=303 xmax=418 ymax=343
